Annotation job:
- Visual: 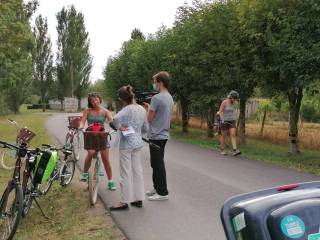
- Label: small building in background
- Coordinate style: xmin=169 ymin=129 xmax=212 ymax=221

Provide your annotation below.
xmin=49 ymin=97 xmax=108 ymax=112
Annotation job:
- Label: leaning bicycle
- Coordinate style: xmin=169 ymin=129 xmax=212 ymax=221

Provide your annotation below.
xmin=36 ymin=144 xmax=76 ymax=195
xmin=0 ymin=141 xmax=30 ymax=240
xmin=65 ymin=116 xmax=82 ymax=161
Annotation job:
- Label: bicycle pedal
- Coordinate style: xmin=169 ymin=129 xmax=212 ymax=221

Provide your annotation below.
xmin=31 ymin=191 xmax=40 ymax=197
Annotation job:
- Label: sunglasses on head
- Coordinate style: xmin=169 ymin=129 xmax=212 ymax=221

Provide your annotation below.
xmin=88 ymin=92 xmax=98 ymax=97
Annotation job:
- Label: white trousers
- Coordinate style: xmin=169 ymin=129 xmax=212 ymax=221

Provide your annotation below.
xmin=119 ymin=148 xmax=145 ymax=203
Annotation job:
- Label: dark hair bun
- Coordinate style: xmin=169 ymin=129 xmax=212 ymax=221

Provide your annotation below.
xmin=118 ymin=85 xmax=135 ymax=104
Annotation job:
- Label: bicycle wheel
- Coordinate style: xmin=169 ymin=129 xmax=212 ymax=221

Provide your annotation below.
xmin=0 ymin=149 xmax=16 ymax=170
xmin=22 ymin=176 xmax=33 ymax=218
xmin=65 ymin=132 xmax=72 ymax=149
xmin=72 ymin=133 xmax=80 ymax=161
xmin=0 ymin=183 xmax=23 ymax=240
xmin=38 ymin=170 xmax=55 ymax=195
xmin=88 ymin=157 xmax=100 ymax=206
xmin=60 ymin=158 xmax=75 ymax=187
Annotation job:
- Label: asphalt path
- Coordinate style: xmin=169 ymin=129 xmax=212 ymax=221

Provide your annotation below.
xmin=46 ymin=113 xmax=318 ymax=240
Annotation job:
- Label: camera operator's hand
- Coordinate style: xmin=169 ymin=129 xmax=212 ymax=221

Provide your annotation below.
xmin=143 ymin=102 xmax=150 ymax=111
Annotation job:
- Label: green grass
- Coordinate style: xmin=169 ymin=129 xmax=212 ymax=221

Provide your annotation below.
xmin=0 ymin=110 xmax=122 ymax=240
xmin=171 ymin=125 xmax=320 ymax=175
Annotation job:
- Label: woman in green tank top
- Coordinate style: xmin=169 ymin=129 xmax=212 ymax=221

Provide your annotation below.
xmin=219 ymin=90 xmax=241 ymax=156
xmin=79 ymin=92 xmax=116 ymax=190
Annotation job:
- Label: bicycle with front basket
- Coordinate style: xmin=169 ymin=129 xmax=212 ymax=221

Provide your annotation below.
xmin=0 ymin=140 xmax=36 ymax=240
xmin=82 ymin=130 xmax=111 ymax=206
xmin=65 ymin=116 xmax=82 ymax=161
xmin=0 ymin=119 xmax=35 ymax=170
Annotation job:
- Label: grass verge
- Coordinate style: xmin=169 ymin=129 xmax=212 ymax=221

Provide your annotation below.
xmin=171 ymin=125 xmax=320 ymax=175
xmin=0 ymin=110 xmax=124 ymax=240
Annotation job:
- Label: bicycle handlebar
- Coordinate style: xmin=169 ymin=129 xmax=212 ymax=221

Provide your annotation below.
xmin=41 ymin=144 xmax=72 ymax=154
xmin=0 ymin=140 xmax=41 ymax=155
xmin=0 ymin=140 xmax=19 ymax=150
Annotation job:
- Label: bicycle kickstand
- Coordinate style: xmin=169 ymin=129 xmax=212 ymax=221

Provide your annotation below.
xmin=33 ymin=198 xmax=50 ymax=220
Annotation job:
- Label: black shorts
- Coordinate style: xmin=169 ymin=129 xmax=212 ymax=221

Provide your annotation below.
xmin=221 ymin=121 xmax=236 ymax=131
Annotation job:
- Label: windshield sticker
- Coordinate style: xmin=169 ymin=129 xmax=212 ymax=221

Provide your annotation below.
xmin=232 ymin=212 xmax=246 ymax=232
xmin=308 ymin=233 xmax=320 ymax=240
xmin=280 ymin=215 xmax=305 ymax=239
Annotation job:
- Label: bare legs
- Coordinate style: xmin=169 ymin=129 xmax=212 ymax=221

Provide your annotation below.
xmin=220 ymin=127 xmax=239 ymax=154
xmin=100 ymin=148 xmax=112 ymax=180
xmin=84 ymin=148 xmax=112 ymax=180
xmin=230 ymin=128 xmax=237 ymax=151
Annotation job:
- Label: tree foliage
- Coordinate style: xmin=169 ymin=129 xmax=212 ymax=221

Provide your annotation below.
xmin=103 ymin=0 xmax=320 ymax=153
xmin=33 ymin=14 xmax=54 ymax=112
xmin=56 ymin=5 xmax=92 ymax=110
xmin=0 ymin=0 xmax=36 ymax=113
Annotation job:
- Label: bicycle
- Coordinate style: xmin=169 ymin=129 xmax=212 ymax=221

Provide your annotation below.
xmin=65 ymin=116 xmax=82 ymax=161
xmin=0 ymin=140 xmax=34 ymax=240
xmin=82 ymin=130 xmax=111 ymax=206
xmin=36 ymin=144 xmax=76 ymax=195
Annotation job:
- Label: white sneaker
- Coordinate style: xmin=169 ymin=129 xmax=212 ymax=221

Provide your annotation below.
xmin=220 ymin=150 xmax=227 ymax=155
xmin=148 ymin=193 xmax=169 ymax=201
xmin=146 ymin=189 xmax=157 ymax=196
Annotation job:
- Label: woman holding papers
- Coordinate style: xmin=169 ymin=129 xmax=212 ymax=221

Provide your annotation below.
xmin=109 ymin=85 xmax=149 ymax=211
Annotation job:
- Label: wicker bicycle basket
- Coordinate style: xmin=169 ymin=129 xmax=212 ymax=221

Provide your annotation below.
xmin=83 ymin=132 xmax=109 ymax=151
xmin=68 ymin=116 xmax=82 ymax=129
xmin=16 ymin=128 xmax=36 ymax=145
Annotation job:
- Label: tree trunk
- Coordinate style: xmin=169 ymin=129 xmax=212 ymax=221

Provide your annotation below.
xmin=206 ymin=107 xmax=215 ymax=138
xmin=238 ymin=97 xmax=246 ymax=144
xmin=9 ymin=93 xmax=19 ymax=114
xmin=42 ymin=94 xmax=46 ymax=112
xmin=288 ymin=87 xmax=303 ymax=154
xmin=60 ymin=99 xmax=64 ymax=111
xmin=115 ymin=100 xmax=122 ymax=113
xmin=180 ymin=98 xmax=189 ymax=133
xmin=77 ymin=96 xmax=81 ymax=112
xmin=260 ymin=108 xmax=267 ymax=137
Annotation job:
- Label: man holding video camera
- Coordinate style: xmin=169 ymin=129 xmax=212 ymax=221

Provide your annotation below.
xmin=144 ymin=71 xmax=173 ymax=201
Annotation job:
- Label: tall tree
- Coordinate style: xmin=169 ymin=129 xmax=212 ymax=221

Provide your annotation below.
xmin=56 ymin=5 xmax=92 ymax=111
xmin=0 ymin=0 xmax=35 ymax=113
xmin=250 ymin=0 xmax=320 ymax=153
xmin=131 ymin=28 xmax=145 ymax=41
xmin=33 ymin=14 xmax=54 ymax=112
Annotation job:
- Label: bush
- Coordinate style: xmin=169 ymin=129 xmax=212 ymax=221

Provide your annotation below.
xmin=0 ymin=95 xmax=9 ymax=116
xmin=271 ymin=95 xmax=289 ymax=113
xmin=25 ymin=95 xmax=41 ymax=105
xmin=301 ymin=102 xmax=319 ymax=122
xmin=27 ymin=104 xmax=50 ymax=110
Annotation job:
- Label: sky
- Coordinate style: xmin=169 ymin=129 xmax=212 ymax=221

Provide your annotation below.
xmin=31 ymin=0 xmax=193 ymax=82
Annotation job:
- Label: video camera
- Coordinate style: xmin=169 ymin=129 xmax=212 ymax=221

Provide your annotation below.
xmin=135 ymin=91 xmax=158 ymax=105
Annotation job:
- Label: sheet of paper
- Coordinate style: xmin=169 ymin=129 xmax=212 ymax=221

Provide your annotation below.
xmin=121 ymin=126 xmax=135 ymax=136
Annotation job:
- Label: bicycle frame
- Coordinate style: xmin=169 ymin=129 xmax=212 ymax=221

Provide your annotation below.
xmin=0 ymin=143 xmax=27 ymax=210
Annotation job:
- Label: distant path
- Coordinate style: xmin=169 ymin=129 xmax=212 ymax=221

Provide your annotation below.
xmin=46 ymin=113 xmax=318 ymax=240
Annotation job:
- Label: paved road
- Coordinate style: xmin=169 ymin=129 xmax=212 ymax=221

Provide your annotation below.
xmin=46 ymin=113 xmax=318 ymax=240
